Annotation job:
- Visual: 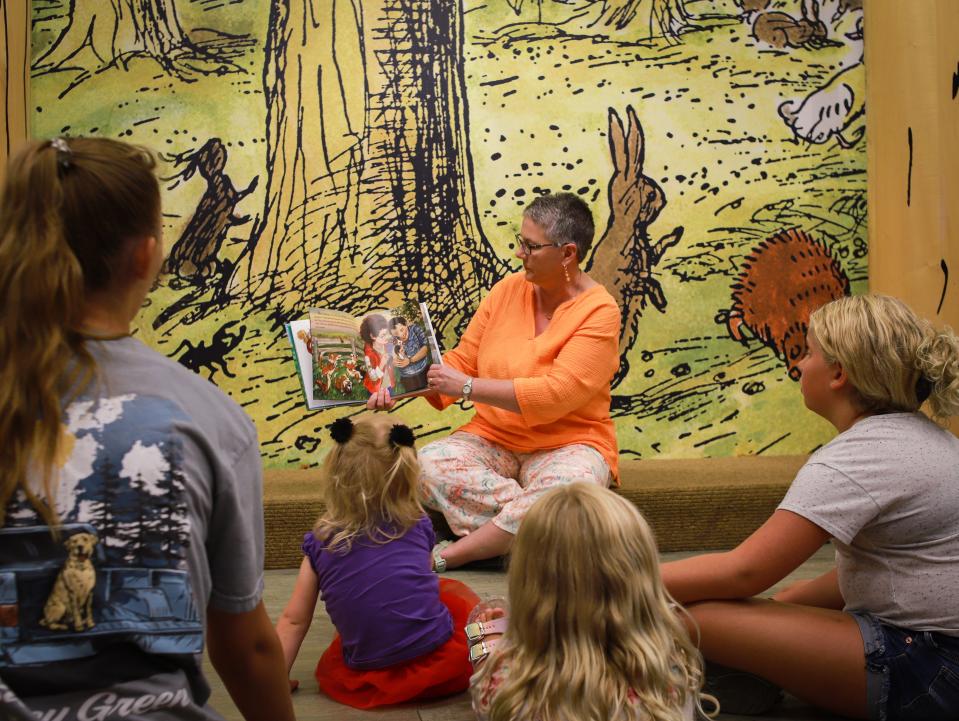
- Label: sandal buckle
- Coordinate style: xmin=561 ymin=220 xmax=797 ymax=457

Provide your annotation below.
xmin=465 ymin=622 xmax=484 ymax=642
xmin=469 ymin=640 xmax=491 ymax=663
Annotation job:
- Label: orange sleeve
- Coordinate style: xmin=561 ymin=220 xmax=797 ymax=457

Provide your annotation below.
xmin=512 ymin=302 xmax=619 ymax=427
xmin=423 ymin=282 xmax=498 ymax=411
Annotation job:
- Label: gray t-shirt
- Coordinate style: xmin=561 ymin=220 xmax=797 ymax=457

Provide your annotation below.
xmin=779 ymin=412 xmax=959 ymax=635
xmin=1 ymin=337 xmax=264 ymax=720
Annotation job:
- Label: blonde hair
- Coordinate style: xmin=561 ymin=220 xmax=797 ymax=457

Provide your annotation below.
xmin=475 ymin=483 xmax=704 ymax=721
xmin=312 ymin=415 xmax=423 ymax=552
xmin=809 ymin=294 xmax=959 ymax=418
xmin=0 ymin=138 xmax=160 ymax=526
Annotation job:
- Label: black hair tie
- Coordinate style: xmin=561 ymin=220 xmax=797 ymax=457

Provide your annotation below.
xmin=916 ymin=376 xmax=933 ymax=404
xmin=329 ymin=417 xmax=354 ymax=444
xmin=389 ymin=424 xmax=415 ymax=449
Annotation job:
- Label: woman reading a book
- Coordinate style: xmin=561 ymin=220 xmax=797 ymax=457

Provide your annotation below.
xmin=368 ymin=192 xmax=620 ymax=570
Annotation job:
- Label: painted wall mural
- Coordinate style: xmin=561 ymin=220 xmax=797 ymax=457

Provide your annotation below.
xmin=30 ymin=0 xmax=867 ymax=466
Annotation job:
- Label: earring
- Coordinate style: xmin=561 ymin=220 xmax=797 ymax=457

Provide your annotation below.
xmin=563 ymin=264 xmax=571 ymax=283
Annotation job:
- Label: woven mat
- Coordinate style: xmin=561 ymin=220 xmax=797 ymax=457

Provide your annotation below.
xmin=262 ymin=455 xmax=807 ymax=569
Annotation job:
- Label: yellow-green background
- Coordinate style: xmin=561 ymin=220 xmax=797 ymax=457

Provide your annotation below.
xmin=28 ymin=0 xmax=867 ymax=465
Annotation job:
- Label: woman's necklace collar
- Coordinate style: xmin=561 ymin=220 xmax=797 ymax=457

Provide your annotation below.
xmin=537 ymin=279 xmax=586 ymax=319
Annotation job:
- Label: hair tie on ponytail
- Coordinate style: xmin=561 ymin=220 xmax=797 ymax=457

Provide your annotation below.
xmin=329 ymin=417 xmax=354 ymax=444
xmin=49 ymin=138 xmax=72 ymax=174
xmin=388 ymin=424 xmax=415 ymax=449
xmin=916 ymin=375 xmax=932 ymax=404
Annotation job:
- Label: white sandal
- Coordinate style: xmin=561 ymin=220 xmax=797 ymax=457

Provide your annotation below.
xmin=431 ymin=540 xmax=452 ymax=573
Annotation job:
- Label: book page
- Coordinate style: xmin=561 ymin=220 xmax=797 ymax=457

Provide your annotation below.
xmin=285 ymin=319 xmax=323 ymax=410
xmin=419 ymin=302 xmax=444 ymax=367
xmin=287 ymin=301 xmax=442 ymax=410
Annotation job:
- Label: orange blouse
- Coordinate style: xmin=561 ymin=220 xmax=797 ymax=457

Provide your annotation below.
xmin=428 ymin=272 xmax=620 ymax=480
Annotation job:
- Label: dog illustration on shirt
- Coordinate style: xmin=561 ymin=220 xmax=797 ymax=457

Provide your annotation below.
xmin=39 ymin=532 xmax=98 ymax=632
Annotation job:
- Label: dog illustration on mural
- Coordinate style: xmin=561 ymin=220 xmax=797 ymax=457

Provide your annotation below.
xmin=778 ymin=62 xmax=864 ymax=147
xmin=163 ymin=138 xmax=258 ymax=282
xmin=172 ymin=320 xmax=247 ymax=380
xmin=39 ymin=532 xmax=98 ymax=632
xmin=778 ymin=17 xmax=864 ymax=147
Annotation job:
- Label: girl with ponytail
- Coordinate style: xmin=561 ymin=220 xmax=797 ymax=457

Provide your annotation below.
xmin=0 ymin=138 xmax=293 ymax=721
xmin=662 ymin=294 xmax=959 ymax=721
xmin=0 ymin=137 xmax=161 ymax=527
xmin=275 ymin=414 xmax=479 ymax=708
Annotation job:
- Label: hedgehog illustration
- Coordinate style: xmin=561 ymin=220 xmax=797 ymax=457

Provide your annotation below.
xmin=725 ymin=228 xmax=850 ymax=380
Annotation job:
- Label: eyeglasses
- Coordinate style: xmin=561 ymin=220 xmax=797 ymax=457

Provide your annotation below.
xmin=515 ymin=234 xmax=566 ymax=255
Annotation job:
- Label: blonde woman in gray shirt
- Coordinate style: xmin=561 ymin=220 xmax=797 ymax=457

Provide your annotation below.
xmin=662 ymin=294 xmax=959 ymax=721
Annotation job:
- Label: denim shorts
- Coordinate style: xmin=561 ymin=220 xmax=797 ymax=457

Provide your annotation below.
xmin=852 ymin=612 xmax=959 ymax=721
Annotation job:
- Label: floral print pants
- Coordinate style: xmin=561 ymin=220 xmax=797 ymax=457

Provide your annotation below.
xmin=418 ymin=432 xmax=611 ymax=536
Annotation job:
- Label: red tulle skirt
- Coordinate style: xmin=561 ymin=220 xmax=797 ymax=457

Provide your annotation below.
xmin=315 ymin=577 xmax=480 ymax=709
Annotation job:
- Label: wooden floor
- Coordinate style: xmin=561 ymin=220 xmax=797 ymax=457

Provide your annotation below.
xmin=202 ymin=547 xmax=847 ymax=721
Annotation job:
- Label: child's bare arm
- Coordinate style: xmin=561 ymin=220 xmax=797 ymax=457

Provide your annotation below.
xmin=207 ymin=601 xmax=295 ymax=721
xmin=275 ymin=557 xmax=321 ymax=688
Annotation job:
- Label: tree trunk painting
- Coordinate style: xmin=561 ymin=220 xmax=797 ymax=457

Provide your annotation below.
xmin=240 ymin=0 xmax=508 ymax=340
xmin=239 ymin=0 xmax=366 ymax=306
xmin=359 ymin=0 xmax=508 ymax=338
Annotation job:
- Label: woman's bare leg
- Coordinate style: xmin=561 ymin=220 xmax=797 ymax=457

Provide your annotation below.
xmin=439 ymin=521 xmax=513 ymax=569
xmin=687 ymin=598 xmax=868 ymax=719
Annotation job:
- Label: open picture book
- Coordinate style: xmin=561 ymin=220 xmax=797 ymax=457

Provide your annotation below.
xmin=286 ymin=301 xmax=444 ymax=410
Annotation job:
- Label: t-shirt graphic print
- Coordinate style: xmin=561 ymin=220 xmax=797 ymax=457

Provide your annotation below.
xmin=1 ymin=393 xmax=204 ymax=716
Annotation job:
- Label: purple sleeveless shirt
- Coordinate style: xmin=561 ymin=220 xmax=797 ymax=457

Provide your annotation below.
xmin=303 ymin=515 xmax=453 ymax=669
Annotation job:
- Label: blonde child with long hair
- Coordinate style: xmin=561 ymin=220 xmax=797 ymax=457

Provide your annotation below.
xmin=275 ymin=414 xmax=480 ymax=708
xmin=0 ymin=138 xmax=292 ymax=720
xmin=469 ymin=482 xmax=709 ymax=721
xmin=663 ymin=294 xmax=959 ymax=720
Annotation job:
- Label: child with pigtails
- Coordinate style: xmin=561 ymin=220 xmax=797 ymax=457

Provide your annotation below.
xmin=275 ymin=414 xmax=478 ymax=708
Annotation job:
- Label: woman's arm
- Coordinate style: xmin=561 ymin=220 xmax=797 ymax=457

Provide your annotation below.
xmin=661 ymin=509 xmax=830 ymax=604
xmin=275 ymin=557 xmax=321 ymax=688
xmin=773 ymin=566 xmax=844 ymax=609
xmin=412 ymin=287 xmax=499 ymax=412
xmin=426 ymin=365 xmax=520 ymax=413
xmin=207 ymin=601 xmax=296 ymax=721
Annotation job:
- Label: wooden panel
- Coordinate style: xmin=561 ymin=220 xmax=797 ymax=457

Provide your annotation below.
xmin=1 ymin=0 xmax=30 ymax=183
xmin=866 ymin=0 xmax=959 ymax=433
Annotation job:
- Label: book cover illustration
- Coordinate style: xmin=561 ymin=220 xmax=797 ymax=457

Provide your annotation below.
xmin=286 ymin=301 xmax=442 ymax=410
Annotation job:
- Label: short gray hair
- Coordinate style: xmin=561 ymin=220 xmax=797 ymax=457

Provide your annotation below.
xmin=523 ymin=192 xmax=595 ymax=263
